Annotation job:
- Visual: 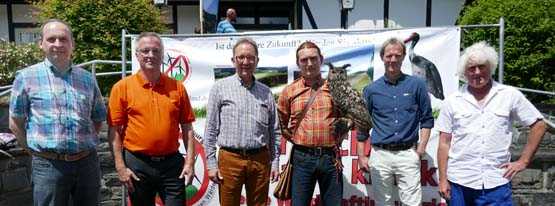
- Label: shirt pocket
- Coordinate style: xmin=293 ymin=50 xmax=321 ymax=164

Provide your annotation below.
xmin=257 ymin=102 xmax=270 ymax=126
xmin=453 ymin=112 xmax=473 ymax=132
xmin=492 ymin=109 xmax=510 ymax=133
xmin=76 ymin=92 xmax=92 ymax=115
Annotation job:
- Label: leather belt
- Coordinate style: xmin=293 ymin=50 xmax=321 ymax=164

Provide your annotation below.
xmin=32 ymin=150 xmax=91 ymax=162
xmin=294 ymin=145 xmax=335 ymax=156
xmin=373 ymin=143 xmax=416 ymax=151
xmin=127 ymin=150 xmax=178 ymax=162
xmin=221 ymin=147 xmax=266 ymax=156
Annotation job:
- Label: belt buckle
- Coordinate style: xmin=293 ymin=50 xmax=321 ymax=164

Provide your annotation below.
xmin=63 ymin=154 xmax=74 ymax=161
xmin=151 ymin=156 xmax=163 ymax=161
xmin=315 ymin=147 xmax=323 ymax=156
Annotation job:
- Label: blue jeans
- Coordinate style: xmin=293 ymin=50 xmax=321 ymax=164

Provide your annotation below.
xmin=291 ymin=147 xmax=343 ymax=206
xmin=449 ymin=181 xmax=513 ymax=206
xmin=32 ymin=151 xmax=100 ymax=206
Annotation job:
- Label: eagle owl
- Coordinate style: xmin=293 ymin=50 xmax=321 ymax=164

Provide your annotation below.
xmin=327 ymin=63 xmax=372 ymax=136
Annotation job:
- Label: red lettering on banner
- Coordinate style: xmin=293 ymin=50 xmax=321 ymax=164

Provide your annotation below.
xmin=350 ymin=131 xmax=371 ymax=156
xmin=351 ymin=159 xmax=370 ymax=184
xmin=420 ymin=160 xmax=438 ymax=186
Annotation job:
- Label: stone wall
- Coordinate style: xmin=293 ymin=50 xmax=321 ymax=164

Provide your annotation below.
xmin=511 ymin=126 xmax=555 ymax=206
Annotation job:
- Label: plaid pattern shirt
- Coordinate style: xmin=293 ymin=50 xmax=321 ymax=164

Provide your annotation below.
xmin=204 ymin=75 xmax=281 ymax=170
xmin=277 ymin=78 xmax=339 ymax=147
xmin=9 ymin=59 xmax=106 ymax=154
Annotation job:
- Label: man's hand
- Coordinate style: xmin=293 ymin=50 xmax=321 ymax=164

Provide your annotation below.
xmin=270 ymin=168 xmax=279 ymax=182
xmin=357 ymin=155 xmax=370 ymax=173
xmin=180 ymin=162 xmax=194 ymax=185
xmin=415 ymin=144 xmax=426 ymax=159
xmin=500 ymin=160 xmax=527 ymax=179
xmin=117 ymin=167 xmax=140 ymax=192
xmin=208 ymin=169 xmax=223 ymax=184
xmin=438 ymin=179 xmax=451 ymax=201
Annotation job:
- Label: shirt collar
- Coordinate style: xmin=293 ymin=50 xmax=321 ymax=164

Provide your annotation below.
xmin=459 ymin=81 xmax=504 ymax=106
xmin=44 ymin=58 xmax=73 ymax=75
xmin=135 ymin=72 xmax=166 ymax=88
xmin=234 ymin=74 xmax=256 ymax=89
xmin=383 ymin=73 xmax=406 ymax=85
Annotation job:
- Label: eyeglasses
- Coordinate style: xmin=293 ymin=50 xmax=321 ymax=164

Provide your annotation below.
xmin=234 ymin=55 xmax=257 ymax=62
xmin=137 ymin=48 xmax=161 ymax=55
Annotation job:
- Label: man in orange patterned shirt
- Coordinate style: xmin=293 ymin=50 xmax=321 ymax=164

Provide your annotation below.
xmin=277 ymin=41 xmax=343 ymax=206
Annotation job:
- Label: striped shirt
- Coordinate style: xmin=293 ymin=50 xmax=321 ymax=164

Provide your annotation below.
xmin=9 ymin=59 xmax=106 ymax=154
xmin=216 ymin=20 xmax=236 ymax=33
xmin=204 ymin=75 xmax=280 ymax=170
xmin=277 ymin=78 xmax=339 ymax=147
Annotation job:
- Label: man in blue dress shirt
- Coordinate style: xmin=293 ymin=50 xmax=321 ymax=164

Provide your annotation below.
xmin=356 ymin=38 xmax=434 ymax=206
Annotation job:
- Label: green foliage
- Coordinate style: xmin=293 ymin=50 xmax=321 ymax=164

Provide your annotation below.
xmin=0 ymin=42 xmax=43 ymax=85
xmin=34 ymin=0 xmax=169 ymax=94
xmin=458 ymin=0 xmax=555 ymax=103
xmin=194 ymin=107 xmax=207 ymax=119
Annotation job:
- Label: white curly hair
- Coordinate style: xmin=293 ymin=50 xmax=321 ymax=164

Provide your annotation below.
xmin=458 ymin=41 xmax=498 ymax=78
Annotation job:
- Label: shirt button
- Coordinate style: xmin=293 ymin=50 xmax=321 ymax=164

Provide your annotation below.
xmin=394 ymin=108 xmax=398 ymax=111
xmin=393 ymin=96 xmax=397 ymax=99
xmin=395 ymin=132 xmax=398 ymax=135
xmin=395 ymin=120 xmax=399 ymax=123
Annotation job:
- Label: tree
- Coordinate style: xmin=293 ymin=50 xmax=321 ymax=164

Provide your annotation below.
xmin=458 ymin=0 xmax=554 ymax=103
xmin=34 ymin=0 xmax=168 ymax=93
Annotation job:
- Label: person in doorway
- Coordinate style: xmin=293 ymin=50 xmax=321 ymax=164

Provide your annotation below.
xmin=216 ymin=8 xmax=237 ymax=33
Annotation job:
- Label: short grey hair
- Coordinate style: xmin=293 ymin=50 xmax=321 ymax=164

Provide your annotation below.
xmin=40 ymin=19 xmax=74 ymax=41
xmin=135 ymin=32 xmax=164 ymax=57
xmin=379 ymin=38 xmax=406 ymax=59
xmin=458 ymin=41 xmax=498 ymax=77
xmin=232 ymin=38 xmax=258 ymax=56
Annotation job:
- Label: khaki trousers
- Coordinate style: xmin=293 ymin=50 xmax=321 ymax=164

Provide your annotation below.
xmin=218 ymin=148 xmax=271 ymax=206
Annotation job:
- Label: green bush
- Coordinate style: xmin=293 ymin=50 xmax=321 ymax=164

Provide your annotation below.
xmin=34 ymin=0 xmax=168 ymax=94
xmin=0 ymin=42 xmax=43 ymax=86
xmin=458 ymin=0 xmax=555 ymax=103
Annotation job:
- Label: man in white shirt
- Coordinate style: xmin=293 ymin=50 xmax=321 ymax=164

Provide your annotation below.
xmin=436 ymin=41 xmax=546 ymax=206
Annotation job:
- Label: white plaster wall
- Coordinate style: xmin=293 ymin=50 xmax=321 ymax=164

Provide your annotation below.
xmin=302 ymin=0 xmax=464 ymax=29
xmin=389 ymin=0 xmax=427 ymax=28
xmin=432 ymin=0 xmax=464 ymax=26
xmin=177 ymin=5 xmax=200 ymax=34
xmin=348 ymin=0 xmax=385 ymax=29
xmin=0 ymin=5 xmax=8 ymax=41
xmin=302 ymin=0 xmax=342 ymax=29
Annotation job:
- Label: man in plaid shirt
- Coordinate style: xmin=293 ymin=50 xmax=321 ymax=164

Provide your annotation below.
xmin=9 ymin=19 xmax=106 ymax=206
xmin=277 ymin=41 xmax=344 ymax=206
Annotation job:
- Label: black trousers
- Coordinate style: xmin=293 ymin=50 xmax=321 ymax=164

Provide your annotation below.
xmin=124 ymin=150 xmax=185 ymax=206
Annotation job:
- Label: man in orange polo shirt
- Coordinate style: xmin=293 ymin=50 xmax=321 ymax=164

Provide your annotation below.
xmin=108 ymin=32 xmax=196 ymax=206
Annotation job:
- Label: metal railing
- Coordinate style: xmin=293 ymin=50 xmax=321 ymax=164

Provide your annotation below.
xmin=0 ymin=60 xmax=131 ymax=97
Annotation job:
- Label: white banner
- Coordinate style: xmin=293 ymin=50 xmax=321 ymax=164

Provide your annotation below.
xmin=131 ymin=27 xmax=460 ymax=206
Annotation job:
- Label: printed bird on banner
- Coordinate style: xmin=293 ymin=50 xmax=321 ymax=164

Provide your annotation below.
xmin=404 ymin=32 xmax=445 ymax=100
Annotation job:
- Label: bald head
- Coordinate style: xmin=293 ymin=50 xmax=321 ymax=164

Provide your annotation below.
xmin=226 ymin=8 xmax=236 ymax=21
